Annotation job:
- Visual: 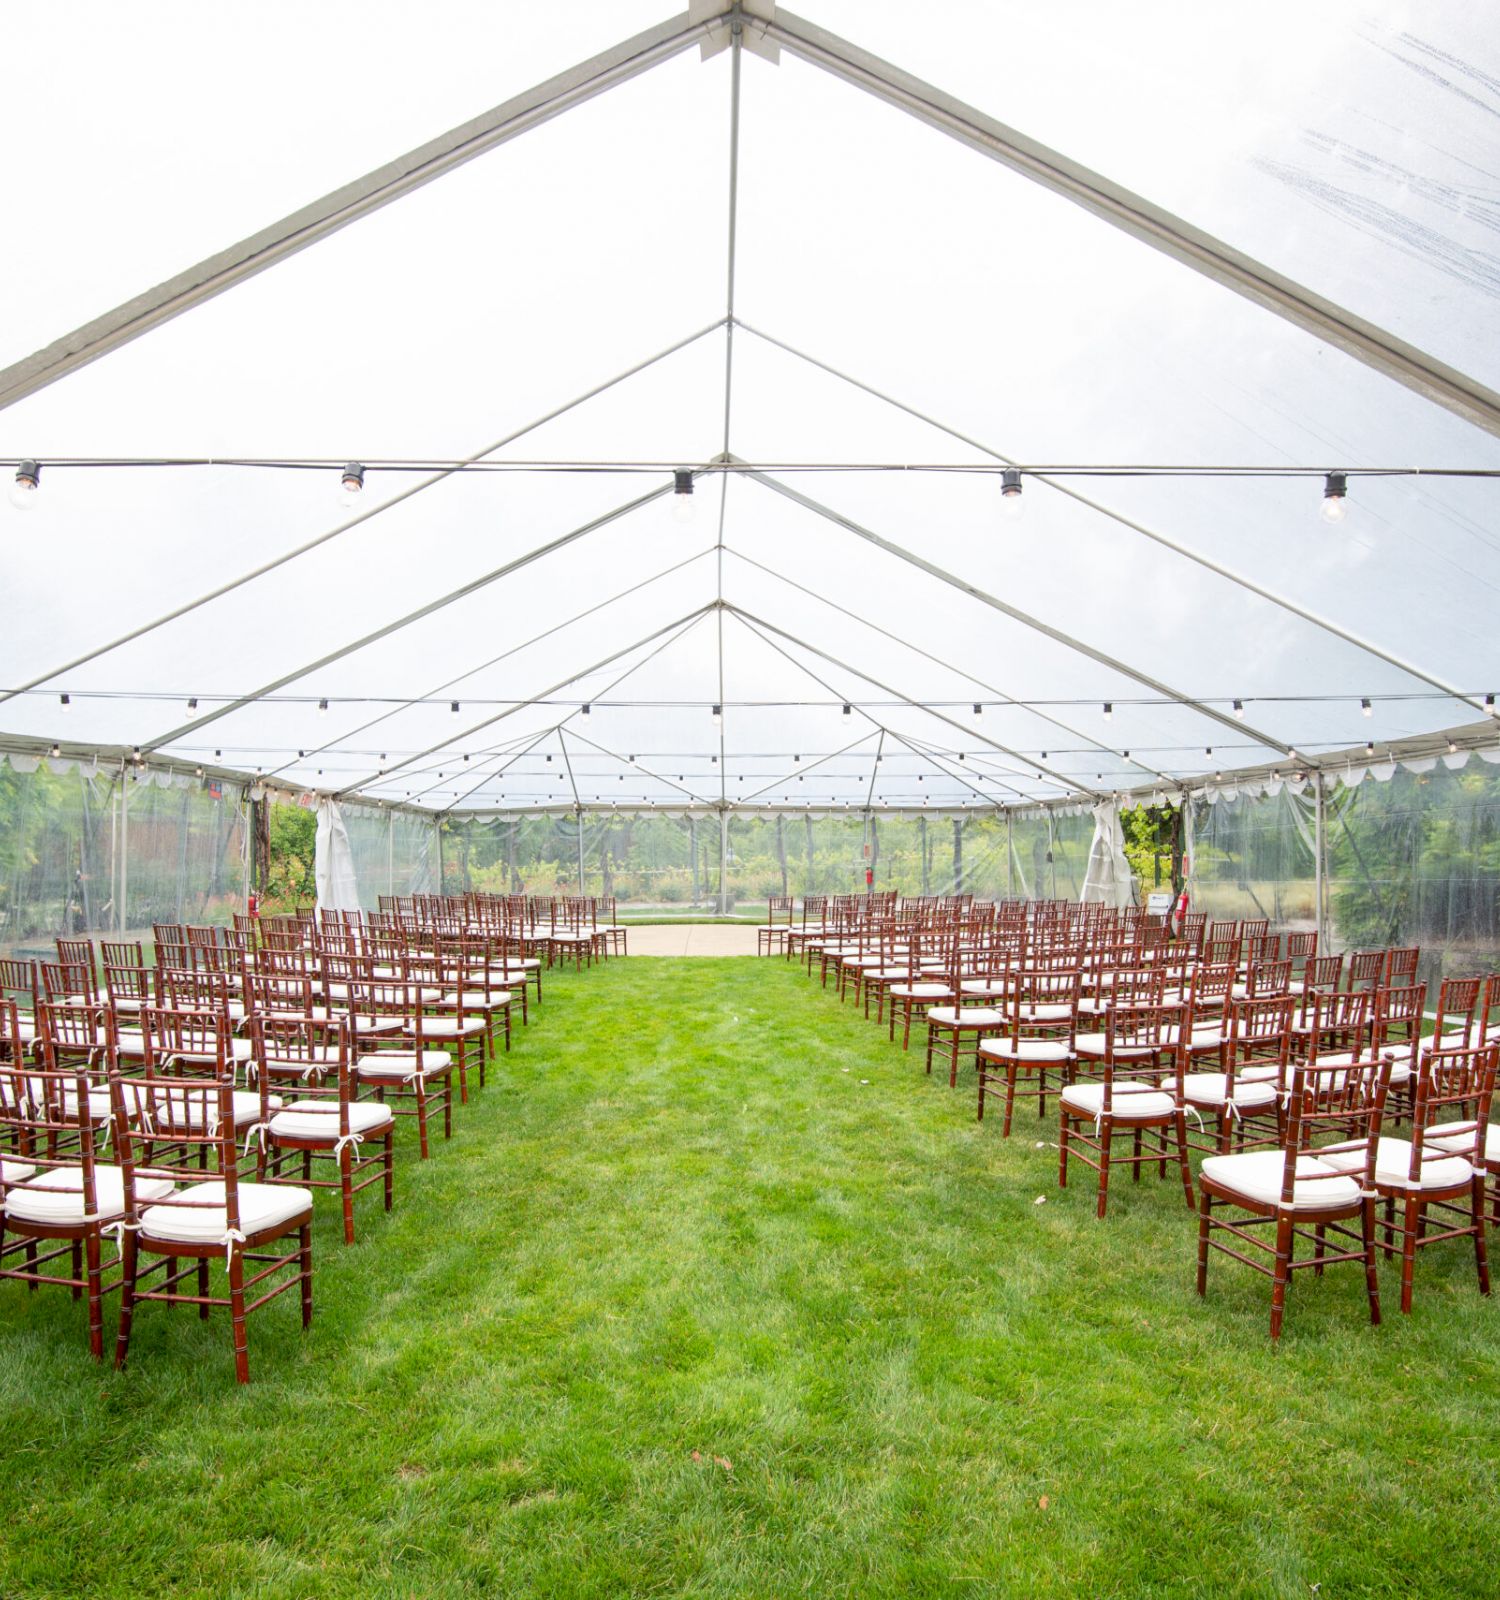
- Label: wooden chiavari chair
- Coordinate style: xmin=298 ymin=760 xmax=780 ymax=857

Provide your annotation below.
xmin=250 ymin=1014 xmax=394 ymax=1246
xmin=1318 ymin=1042 xmax=1495 ymax=1315
xmin=976 ymin=967 xmax=1080 ymax=1134
xmin=1059 ymin=1000 xmax=1193 ymax=1218
xmin=1197 ymin=1053 xmax=1391 ymax=1339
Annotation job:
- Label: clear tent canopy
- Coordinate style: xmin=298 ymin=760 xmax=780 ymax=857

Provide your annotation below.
xmin=2 ymin=2 xmax=1499 ymax=941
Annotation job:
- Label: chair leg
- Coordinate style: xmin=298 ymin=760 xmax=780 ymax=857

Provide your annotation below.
xmin=300 ymin=1223 xmax=314 ymax=1329
xmin=1269 ymin=1212 xmax=1294 ymax=1339
xmin=340 ymin=1144 xmax=355 ymax=1246
xmin=1473 ymin=1176 xmax=1491 ymax=1296
xmin=84 ymin=1231 xmax=104 ymax=1362
xmin=1002 ymin=1063 xmax=1017 ymax=1137
xmin=1195 ymin=1188 xmax=1212 ymax=1294
xmin=383 ymin=1132 xmax=395 ymax=1212
xmin=114 ymin=1233 xmax=138 ymax=1371
xmin=229 ymin=1250 xmax=251 ymax=1385
xmin=198 ymin=1256 xmax=211 ymax=1320
xmin=948 ymin=1031 xmax=961 ymax=1089
xmin=1058 ymin=1113 xmax=1070 ymax=1189
xmin=1097 ymin=1122 xmax=1113 ymax=1218
xmin=415 ymin=1081 xmax=430 ymax=1161
xmin=1399 ymin=1197 xmax=1420 ymax=1315
xmin=1361 ymin=1198 xmax=1382 ymax=1326
xmin=1175 ymin=1114 xmax=1194 ymax=1209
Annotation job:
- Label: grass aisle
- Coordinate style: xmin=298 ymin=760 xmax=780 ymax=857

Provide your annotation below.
xmin=1 ymin=958 xmax=1495 ymax=1597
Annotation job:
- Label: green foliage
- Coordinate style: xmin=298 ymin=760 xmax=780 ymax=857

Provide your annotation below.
xmin=262 ymin=802 xmax=317 ymax=915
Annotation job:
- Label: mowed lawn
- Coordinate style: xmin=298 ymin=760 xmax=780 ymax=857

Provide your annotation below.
xmin=1 ymin=957 xmax=1496 ymax=1598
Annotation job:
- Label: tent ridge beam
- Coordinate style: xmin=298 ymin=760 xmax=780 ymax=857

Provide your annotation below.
xmin=341 ymin=606 xmax=715 ymax=796
xmin=727 ymin=603 xmax=1083 ymax=801
xmin=738 ymin=463 xmax=1301 ymax=763
xmin=722 ymin=540 xmax=1176 ymax=786
xmin=764 ymin=10 xmax=1500 ymax=441
xmin=0 ymin=13 xmax=724 ymax=412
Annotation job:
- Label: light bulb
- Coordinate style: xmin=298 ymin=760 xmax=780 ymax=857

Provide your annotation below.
xmin=671 ymin=469 xmax=695 ymax=522
xmin=1233 ymin=699 xmax=1244 ymax=719
xmin=338 ymin=462 xmax=365 ymax=506
xmin=999 ymin=468 xmax=1024 ymax=521
xmin=1360 ymin=697 xmax=1372 ymax=717
xmin=9 ymin=460 xmax=40 ymax=511
xmin=1321 ymin=473 xmax=1348 ymax=523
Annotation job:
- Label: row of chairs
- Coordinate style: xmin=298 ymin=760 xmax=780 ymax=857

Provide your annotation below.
xmin=0 ymin=899 xmax=619 ymax=1381
xmin=794 ymin=906 xmax=1498 ymax=1337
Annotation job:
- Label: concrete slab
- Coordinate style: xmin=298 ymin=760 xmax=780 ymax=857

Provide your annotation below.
xmin=625 ymin=923 xmax=761 ymax=957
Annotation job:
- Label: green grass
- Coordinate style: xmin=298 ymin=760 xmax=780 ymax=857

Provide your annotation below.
xmin=1 ymin=959 xmax=1496 ymax=1598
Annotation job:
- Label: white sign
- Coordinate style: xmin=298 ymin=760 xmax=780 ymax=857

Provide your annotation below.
xmin=1146 ymin=890 xmax=1174 ymax=916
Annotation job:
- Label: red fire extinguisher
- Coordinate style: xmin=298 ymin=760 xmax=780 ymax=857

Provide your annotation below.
xmin=865 ymin=866 xmax=874 ymax=889
xmin=248 ymin=890 xmax=259 ymax=919
xmin=1173 ymin=883 xmax=1188 ymax=935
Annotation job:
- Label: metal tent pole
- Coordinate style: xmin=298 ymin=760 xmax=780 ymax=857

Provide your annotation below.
xmin=1314 ymin=774 xmax=1327 ymax=946
xmin=118 ymin=777 xmax=129 ymax=936
xmin=718 ymin=807 xmax=730 ymax=916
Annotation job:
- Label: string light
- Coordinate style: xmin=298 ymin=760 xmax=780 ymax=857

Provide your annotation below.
xmin=842 ymin=703 xmax=852 ymax=717
xmin=338 ymin=462 xmax=365 ymax=505
xmin=671 ymin=469 xmax=695 ymax=522
xmin=1321 ymin=472 xmax=1348 ymax=524
xmin=581 ymin=703 xmax=591 ymax=717
xmin=1233 ymin=699 xmax=1244 ymax=719
xmin=1365 ymin=740 xmax=1375 ymax=757
xmin=318 ymin=698 xmax=329 ymax=715
xmin=49 ymin=742 xmax=60 ymax=759
xmin=9 ymin=459 xmax=40 ymax=510
xmin=1102 ymin=703 xmax=1112 ymax=721
xmin=711 ymin=704 xmax=721 ymax=725
xmin=999 ymin=468 xmax=1024 ymax=521
xmin=59 ymin=693 xmax=70 ymax=712
xmin=1487 ymin=694 xmax=1497 ymax=716
xmin=1360 ymin=697 xmax=1372 ymax=717
xmin=187 ymin=696 xmax=198 ymax=712
xmin=973 ymin=703 xmax=982 ymax=716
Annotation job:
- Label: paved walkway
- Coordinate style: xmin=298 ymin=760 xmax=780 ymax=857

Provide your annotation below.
xmin=624 ymin=923 xmax=761 ymax=957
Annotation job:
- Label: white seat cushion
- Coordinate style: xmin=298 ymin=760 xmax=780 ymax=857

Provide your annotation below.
xmin=5 ymin=1164 xmax=175 ymax=1225
xmin=926 ymin=1007 xmax=1004 ymax=1028
xmin=419 ymin=1018 xmax=487 ymax=1040
xmin=1017 ymin=1003 xmax=1073 ymax=1023
xmin=1428 ymin=1122 xmax=1497 ymax=1166
xmin=1073 ymin=1033 xmax=1160 ymax=1060
xmin=890 ymin=984 xmax=952 ymax=999
xmin=151 ymin=1088 xmax=281 ymax=1130
xmin=0 ymin=1158 xmax=37 ymax=1184
xmin=439 ymin=990 xmax=511 ymax=1008
xmin=140 ymin=1179 xmax=312 ymax=1245
xmin=268 ymin=1099 xmax=395 ymax=1142
xmin=357 ymin=1049 xmax=452 ymax=1080
xmin=977 ymin=1038 xmax=1071 ymax=1063
xmin=1319 ymin=1136 xmax=1474 ymax=1192
xmin=1168 ymin=1072 xmax=1279 ymax=1111
xmin=1060 ymin=1081 xmax=1176 ymax=1121
xmin=1200 ymin=1150 xmax=1361 ymax=1212
xmin=1162 ymin=1025 xmax=1224 ymax=1052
